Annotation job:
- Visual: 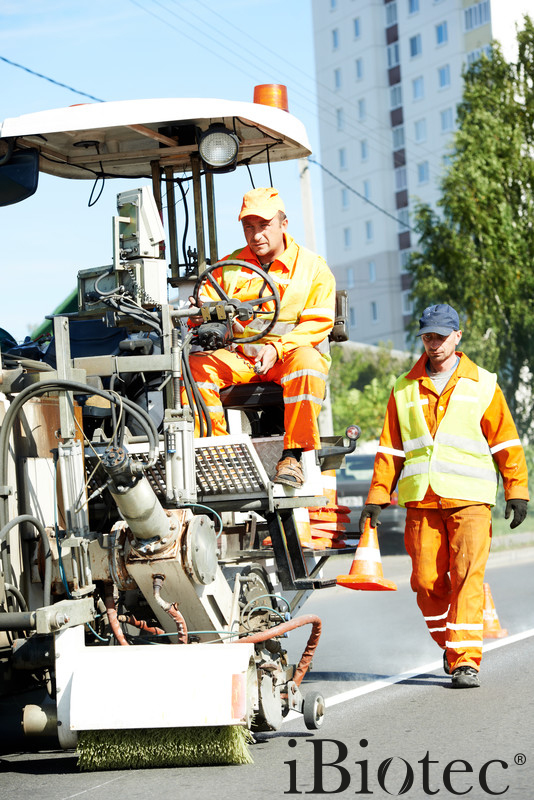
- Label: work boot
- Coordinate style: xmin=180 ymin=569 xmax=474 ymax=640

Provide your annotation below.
xmin=273 ymin=456 xmax=304 ymax=487
xmin=443 ymin=650 xmax=451 ymax=675
xmin=451 ymin=666 xmax=480 ymax=689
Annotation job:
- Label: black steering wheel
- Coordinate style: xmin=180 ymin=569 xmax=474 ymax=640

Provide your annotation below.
xmin=192 ymin=259 xmax=281 ymax=344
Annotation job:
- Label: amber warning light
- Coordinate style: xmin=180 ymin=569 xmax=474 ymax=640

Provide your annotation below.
xmin=253 ymin=84 xmax=289 ymax=112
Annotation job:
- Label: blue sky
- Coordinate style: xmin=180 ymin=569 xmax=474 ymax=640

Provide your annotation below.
xmin=0 ymin=0 xmax=324 ymax=341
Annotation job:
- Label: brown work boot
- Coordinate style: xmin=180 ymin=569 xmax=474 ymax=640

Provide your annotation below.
xmin=273 ymin=456 xmax=304 ymax=487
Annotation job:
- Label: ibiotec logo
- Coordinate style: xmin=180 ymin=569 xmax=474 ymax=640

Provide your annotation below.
xmin=284 ymin=738 xmax=523 ymax=796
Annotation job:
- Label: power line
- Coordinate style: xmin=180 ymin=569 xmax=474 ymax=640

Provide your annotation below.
xmin=0 ymin=55 xmax=104 ymax=103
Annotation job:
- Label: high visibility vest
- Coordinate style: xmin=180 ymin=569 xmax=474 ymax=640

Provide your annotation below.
xmin=394 ymin=367 xmax=499 ymax=506
xmin=222 ymin=244 xmax=331 ymax=359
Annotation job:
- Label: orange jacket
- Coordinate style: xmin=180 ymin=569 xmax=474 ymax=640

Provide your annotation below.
xmin=198 ymin=235 xmax=336 ymax=361
xmin=367 ymin=352 xmax=529 ymax=509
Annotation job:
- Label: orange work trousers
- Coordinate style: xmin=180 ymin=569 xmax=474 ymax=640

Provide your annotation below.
xmin=404 ymin=505 xmax=492 ymax=672
xmin=185 ymin=345 xmax=328 ymax=451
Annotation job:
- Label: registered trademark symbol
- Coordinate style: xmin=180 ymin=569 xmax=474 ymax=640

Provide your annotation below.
xmin=515 ymin=753 xmax=526 ymax=766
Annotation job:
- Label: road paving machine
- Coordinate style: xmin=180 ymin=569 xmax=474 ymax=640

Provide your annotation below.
xmin=0 ymin=91 xmax=357 ymax=769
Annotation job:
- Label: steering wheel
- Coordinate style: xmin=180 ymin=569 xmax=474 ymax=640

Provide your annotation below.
xmin=192 ymin=259 xmax=281 ymax=344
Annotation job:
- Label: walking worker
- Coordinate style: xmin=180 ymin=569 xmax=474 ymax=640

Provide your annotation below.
xmin=359 ymin=303 xmax=529 ymax=688
xmin=188 ymin=187 xmax=336 ymax=487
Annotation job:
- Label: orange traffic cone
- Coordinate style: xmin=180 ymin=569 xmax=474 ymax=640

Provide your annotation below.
xmin=336 ymin=518 xmax=397 ymax=591
xmin=483 ymin=582 xmax=508 ymax=639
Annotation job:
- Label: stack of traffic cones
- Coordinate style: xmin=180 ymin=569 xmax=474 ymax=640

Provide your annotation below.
xmin=482 ymin=582 xmax=508 ymax=638
xmin=306 ymin=468 xmax=350 ymax=549
xmin=336 ymin=518 xmax=397 ymax=590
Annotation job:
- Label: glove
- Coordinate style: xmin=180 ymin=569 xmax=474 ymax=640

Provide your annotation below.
xmin=505 ymin=498 xmax=528 ymax=529
xmin=359 ymin=504 xmax=382 ymax=533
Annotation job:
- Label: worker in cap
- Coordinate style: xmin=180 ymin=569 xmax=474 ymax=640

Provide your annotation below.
xmin=359 ymin=302 xmax=529 ymax=688
xmin=187 ymin=187 xmax=336 ymax=490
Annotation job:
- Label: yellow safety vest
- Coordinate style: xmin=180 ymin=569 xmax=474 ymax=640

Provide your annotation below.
xmin=394 ymin=367 xmax=499 ymax=506
xmin=222 ymin=245 xmax=330 ymax=358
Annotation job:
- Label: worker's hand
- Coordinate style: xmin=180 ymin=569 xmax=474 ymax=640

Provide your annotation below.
xmin=254 ymin=344 xmax=278 ymax=375
xmin=505 ymin=498 xmax=528 ymax=529
xmin=359 ymin=504 xmax=382 ymax=533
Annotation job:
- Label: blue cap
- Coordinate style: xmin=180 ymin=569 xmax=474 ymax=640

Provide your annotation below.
xmin=417 ymin=304 xmax=460 ymax=336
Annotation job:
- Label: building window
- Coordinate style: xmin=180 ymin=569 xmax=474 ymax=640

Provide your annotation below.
xmin=417 ymin=161 xmax=430 ymax=184
xmin=412 ymin=76 xmax=424 ymax=101
xmin=343 ymin=227 xmax=352 ymax=248
xmin=368 ymin=261 xmax=376 ymax=283
xmin=400 ymin=250 xmax=412 ymax=272
xmin=338 ymin=147 xmax=347 ymax=170
xmin=386 ymin=2 xmax=398 ymax=26
xmin=467 ymin=44 xmax=492 ymax=65
xmin=402 ymin=290 xmax=413 ymax=315
xmin=414 ymin=118 xmax=427 ymax=142
xmin=371 ymin=301 xmax=378 ymax=323
xmin=365 ymin=220 xmax=374 ymax=241
xmin=392 ymin=125 xmax=405 ymax=149
xmin=410 ymin=34 xmax=422 ymax=58
xmin=464 ymin=1 xmax=490 ymax=32
xmin=438 ymin=64 xmax=451 ymax=89
xmin=436 ymin=21 xmax=448 ymax=45
xmin=441 ymin=107 xmax=454 ymax=132
xmin=347 ymin=267 xmax=355 ymax=289
xmin=397 ymin=207 xmax=410 ymax=231
xmin=334 ymin=68 xmax=342 ymax=90
xmin=358 ymin=99 xmax=366 ymax=121
xmin=387 ymin=42 xmax=400 ymax=69
xmin=363 ymin=179 xmax=371 ymax=200
xmin=341 ymin=188 xmax=349 ymax=209
xmin=355 ymin=58 xmax=364 ymax=81
xmin=395 ymin=167 xmax=407 ymax=191
xmin=332 ymin=28 xmax=339 ymax=50
xmin=360 ymin=139 xmax=368 ymax=161
xmin=349 ymin=307 xmax=356 ymax=328
xmin=408 ymin=0 xmax=419 ymax=14
xmin=390 ymin=85 xmax=403 ymax=109
xmin=336 ymin=108 xmax=344 ymax=130
xmin=330 ymin=0 xmax=337 ymax=9
xmin=354 ymin=17 xmax=361 ymax=39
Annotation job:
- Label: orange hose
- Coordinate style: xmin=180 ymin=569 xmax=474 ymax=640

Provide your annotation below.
xmin=236 ymin=614 xmax=322 ymax=686
xmin=103 ymin=583 xmax=129 ymax=646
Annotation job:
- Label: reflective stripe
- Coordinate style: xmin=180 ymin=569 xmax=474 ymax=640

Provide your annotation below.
xmin=406 ymin=398 xmax=428 ymax=408
xmin=377 ymin=445 xmax=405 ymax=458
xmin=427 ymin=625 xmax=447 ymax=632
xmin=446 ymin=639 xmax=482 ymax=648
xmin=447 ymin=622 xmax=484 ymax=631
xmin=353 ymin=547 xmax=382 ymax=563
xmin=438 ymin=433 xmax=491 ymax=455
xmin=197 ymin=381 xmax=220 ymax=392
xmin=206 ymin=404 xmax=224 ymax=413
xmin=424 ymin=609 xmax=450 ymax=622
xmin=322 ymin=474 xmax=337 ymax=489
xmin=490 ymin=438 xmax=522 ymax=455
xmin=284 ymin=393 xmax=324 ymax=405
xmin=401 ymin=462 xmax=430 ymax=478
xmin=432 ymin=459 xmax=498 ymax=482
xmin=280 ymin=369 xmax=328 ymax=384
xmin=403 ymin=434 xmax=433 ymax=452
xmin=301 ymin=307 xmax=335 ymax=319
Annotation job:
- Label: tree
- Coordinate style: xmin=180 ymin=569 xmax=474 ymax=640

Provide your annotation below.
xmin=407 ymin=16 xmax=534 ymax=438
xmin=329 ymin=343 xmax=411 ymax=439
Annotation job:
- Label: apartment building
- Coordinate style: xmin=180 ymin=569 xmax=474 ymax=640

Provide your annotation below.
xmin=312 ymin=0 xmax=493 ymax=349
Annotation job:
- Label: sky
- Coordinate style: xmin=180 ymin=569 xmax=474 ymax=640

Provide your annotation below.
xmin=0 ymin=0 xmax=532 ymax=343
xmin=0 ymin=0 xmax=324 ymax=342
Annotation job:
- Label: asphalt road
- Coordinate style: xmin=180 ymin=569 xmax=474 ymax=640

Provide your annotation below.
xmin=1 ymin=547 xmax=533 ymax=800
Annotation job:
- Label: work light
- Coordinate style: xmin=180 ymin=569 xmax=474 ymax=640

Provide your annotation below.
xmin=198 ymin=124 xmax=239 ymax=172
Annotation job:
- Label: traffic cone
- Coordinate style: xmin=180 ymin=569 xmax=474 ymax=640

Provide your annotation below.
xmin=482 ymin=582 xmax=508 ymax=638
xmin=336 ymin=518 xmax=397 ymax=591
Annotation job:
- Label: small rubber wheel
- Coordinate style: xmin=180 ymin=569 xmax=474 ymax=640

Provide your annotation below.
xmin=303 ymin=691 xmax=325 ymax=730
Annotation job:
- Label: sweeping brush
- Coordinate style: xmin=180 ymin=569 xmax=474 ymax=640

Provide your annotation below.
xmin=77 ymin=725 xmax=254 ymax=771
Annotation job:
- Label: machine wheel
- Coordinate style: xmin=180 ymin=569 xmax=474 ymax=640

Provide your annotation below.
xmin=302 ymin=691 xmax=325 ymax=730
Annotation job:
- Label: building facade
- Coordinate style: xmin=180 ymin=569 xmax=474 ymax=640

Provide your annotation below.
xmin=312 ymin=0 xmax=492 ymax=349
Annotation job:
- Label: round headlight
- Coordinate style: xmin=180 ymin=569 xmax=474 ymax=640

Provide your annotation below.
xmin=198 ymin=126 xmax=239 ymax=169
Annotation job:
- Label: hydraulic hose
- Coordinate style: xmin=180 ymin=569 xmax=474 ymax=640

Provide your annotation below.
xmin=103 ymin=582 xmax=129 ymax=646
xmin=0 ymin=515 xmax=51 ymax=608
xmin=117 ymin=614 xmax=166 ymax=637
xmin=236 ymin=613 xmax=322 ymax=687
xmin=152 ymin=574 xmax=188 ymax=644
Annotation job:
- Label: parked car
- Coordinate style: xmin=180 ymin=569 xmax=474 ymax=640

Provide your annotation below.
xmin=336 ymin=451 xmax=406 ymax=542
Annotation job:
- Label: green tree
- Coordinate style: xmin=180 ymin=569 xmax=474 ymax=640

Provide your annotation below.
xmin=407 ymin=17 xmax=534 ymax=438
xmin=329 ymin=344 xmax=411 ymax=439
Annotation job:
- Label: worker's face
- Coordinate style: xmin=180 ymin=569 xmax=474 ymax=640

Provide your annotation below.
xmin=242 ymin=213 xmax=288 ymax=264
xmin=421 ymin=330 xmax=462 ymax=368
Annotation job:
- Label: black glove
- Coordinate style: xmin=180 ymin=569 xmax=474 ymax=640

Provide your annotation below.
xmin=505 ymin=498 xmax=528 ymax=529
xmin=359 ymin=504 xmax=382 ymax=533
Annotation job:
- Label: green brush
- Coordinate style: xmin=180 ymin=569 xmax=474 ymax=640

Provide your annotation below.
xmin=77 ymin=726 xmax=254 ymax=770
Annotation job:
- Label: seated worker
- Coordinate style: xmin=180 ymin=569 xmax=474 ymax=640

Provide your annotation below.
xmin=187 ymin=187 xmax=336 ymax=487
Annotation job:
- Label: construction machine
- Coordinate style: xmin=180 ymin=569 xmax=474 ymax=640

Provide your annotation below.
xmin=0 ymin=91 xmax=357 ymax=768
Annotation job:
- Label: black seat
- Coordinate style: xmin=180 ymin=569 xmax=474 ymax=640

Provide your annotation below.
xmin=220 ymin=382 xmax=283 ymax=410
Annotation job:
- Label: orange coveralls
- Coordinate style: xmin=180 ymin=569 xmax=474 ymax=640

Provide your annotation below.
xmin=367 ymin=351 xmax=529 ymax=672
xmin=187 ymin=235 xmax=336 ymax=451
